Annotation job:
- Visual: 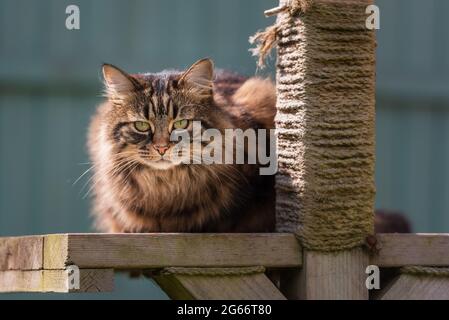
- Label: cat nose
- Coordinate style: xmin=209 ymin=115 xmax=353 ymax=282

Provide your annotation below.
xmin=153 ymin=144 xmax=169 ymax=155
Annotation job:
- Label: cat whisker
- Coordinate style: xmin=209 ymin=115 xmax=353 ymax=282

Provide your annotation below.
xmin=108 ymin=159 xmax=139 ymax=178
xmin=79 ymin=174 xmax=96 ymax=195
xmin=72 ymin=166 xmax=94 ymax=186
xmin=78 ymin=162 xmax=93 ymax=165
xmin=83 ymin=158 xmax=139 ymax=199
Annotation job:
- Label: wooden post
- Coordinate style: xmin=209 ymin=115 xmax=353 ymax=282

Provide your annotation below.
xmin=282 ymin=248 xmax=369 ymax=300
xmin=258 ymin=0 xmax=376 ymax=299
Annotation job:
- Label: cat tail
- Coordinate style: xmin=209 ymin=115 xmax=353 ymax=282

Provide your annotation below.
xmin=232 ymin=78 xmax=277 ymax=129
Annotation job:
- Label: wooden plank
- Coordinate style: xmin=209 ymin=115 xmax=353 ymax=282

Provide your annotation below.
xmin=154 ymin=272 xmax=286 ymax=300
xmin=43 ymin=234 xmax=68 ymax=271
xmin=281 ymin=248 xmax=369 ymax=300
xmin=372 ymin=234 xmax=449 ymax=267
xmin=0 ymin=236 xmax=43 ymax=271
xmin=378 ymin=274 xmax=449 ymax=300
xmin=0 ymin=269 xmax=114 ymax=293
xmin=43 ymin=233 xmax=302 ymax=270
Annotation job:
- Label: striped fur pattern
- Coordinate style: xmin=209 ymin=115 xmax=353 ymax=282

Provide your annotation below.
xmin=88 ymin=59 xmax=277 ymax=232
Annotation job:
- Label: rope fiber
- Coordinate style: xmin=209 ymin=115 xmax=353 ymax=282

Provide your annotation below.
xmin=401 ymin=266 xmax=449 ymax=278
xmin=160 ymin=266 xmax=266 ymax=276
xmin=252 ymin=0 xmax=376 ymax=251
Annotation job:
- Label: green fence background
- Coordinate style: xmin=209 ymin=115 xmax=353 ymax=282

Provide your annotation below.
xmin=1 ymin=0 xmax=449 ymax=299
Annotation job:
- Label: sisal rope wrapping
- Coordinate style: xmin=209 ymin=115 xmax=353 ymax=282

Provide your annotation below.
xmin=160 ymin=266 xmax=266 ymax=276
xmin=253 ymin=0 xmax=376 ymax=251
xmin=401 ymin=266 xmax=449 ymax=278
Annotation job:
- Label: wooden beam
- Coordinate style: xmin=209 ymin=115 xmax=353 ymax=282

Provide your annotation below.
xmin=154 ymin=271 xmax=286 ymax=300
xmin=43 ymin=234 xmax=68 ymax=271
xmin=43 ymin=233 xmax=302 ymax=270
xmin=281 ymin=248 xmax=369 ymax=300
xmin=4 ymin=233 xmax=449 ymax=271
xmin=0 ymin=236 xmax=43 ymax=271
xmin=0 ymin=269 xmax=114 ymax=293
xmin=372 ymin=234 xmax=449 ymax=267
xmin=377 ymin=274 xmax=449 ymax=300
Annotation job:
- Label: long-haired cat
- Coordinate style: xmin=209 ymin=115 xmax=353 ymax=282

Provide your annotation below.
xmin=88 ymin=59 xmax=277 ymax=233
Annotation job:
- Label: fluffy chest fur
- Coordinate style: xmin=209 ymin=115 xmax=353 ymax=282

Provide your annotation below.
xmin=95 ymin=163 xmax=254 ymax=232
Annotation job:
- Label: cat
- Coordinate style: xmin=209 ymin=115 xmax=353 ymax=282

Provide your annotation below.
xmin=374 ymin=209 xmax=411 ymax=233
xmin=87 ymin=58 xmax=410 ymax=235
xmin=88 ymin=58 xmax=277 ymax=233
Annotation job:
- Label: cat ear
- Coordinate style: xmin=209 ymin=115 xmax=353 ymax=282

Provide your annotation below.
xmin=102 ymin=64 xmax=138 ymax=100
xmin=179 ymin=58 xmax=214 ymax=97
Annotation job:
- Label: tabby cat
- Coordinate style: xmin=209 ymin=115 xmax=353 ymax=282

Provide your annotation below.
xmin=88 ymin=59 xmax=277 ymax=233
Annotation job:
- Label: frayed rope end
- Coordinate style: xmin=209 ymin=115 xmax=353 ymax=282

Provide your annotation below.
xmin=290 ymin=0 xmax=313 ymax=15
xmin=249 ymin=25 xmax=278 ymax=69
xmin=250 ymin=0 xmax=313 ymax=68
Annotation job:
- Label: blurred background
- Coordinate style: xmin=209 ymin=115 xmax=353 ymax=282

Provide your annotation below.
xmin=0 ymin=0 xmax=448 ymax=299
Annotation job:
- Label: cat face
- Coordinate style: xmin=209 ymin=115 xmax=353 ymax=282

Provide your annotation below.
xmin=101 ymin=59 xmax=223 ymax=170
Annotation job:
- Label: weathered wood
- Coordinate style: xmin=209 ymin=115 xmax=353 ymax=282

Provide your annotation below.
xmin=281 ymin=248 xmax=369 ymax=300
xmin=372 ymin=234 xmax=449 ymax=267
xmin=43 ymin=234 xmax=68 ymax=271
xmin=154 ymin=272 xmax=286 ymax=300
xmin=0 ymin=269 xmax=114 ymax=293
xmin=378 ymin=274 xmax=449 ymax=300
xmin=43 ymin=233 xmax=302 ymax=269
xmin=0 ymin=236 xmax=43 ymax=271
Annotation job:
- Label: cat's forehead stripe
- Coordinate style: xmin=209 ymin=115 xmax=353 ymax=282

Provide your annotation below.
xmin=162 ymin=93 xmax=170 ymax=114
xmin=142 ymin=76 xmax=180 ymax=118
xmin=157 ymin=92 xmax=165 ymax=115
xmin=168 ymin=98 xmax=174 ymax=118
xmin=144 ymin=87 xmax=152 ymax=95
xmin=148 ymin=99 xmax=156 ymax=117
xmin=151 ymin=95 xmax=159 ymax=115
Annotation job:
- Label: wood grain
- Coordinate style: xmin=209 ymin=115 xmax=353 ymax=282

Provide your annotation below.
xmin=43 ymin=234 xmax=68 ymax=270
xmin=0 ymin=269 xmax=114 ymax=293
xmin=378 ymin=274 xmax=449 ymax=300
xmin=0 ymin=236 xmax=43 ymax=271
xmin=281 ymin=248 xmax=369 ymax=300
xmin=154 ymin=272 xmax=286 ymax=300
xmin=43 ymin=233 xmax=302 ymax=270
xmin=372 ymin=234 xmax=449 ymax=267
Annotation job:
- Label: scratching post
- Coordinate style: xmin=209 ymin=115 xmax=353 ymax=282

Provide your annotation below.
xmin=252 ymin=0 xmax=376 ymax=299
xmin=275 ymin=0 xmax=376 ymax=251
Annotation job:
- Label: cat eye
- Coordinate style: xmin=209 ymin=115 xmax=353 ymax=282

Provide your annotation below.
xmin=173 ymin=119 xmax=189 ymax=130
xmin=134 ymin=121 xmax=151 ymax=132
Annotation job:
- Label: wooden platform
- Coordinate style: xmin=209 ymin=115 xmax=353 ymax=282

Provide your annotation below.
xmin=0 ymin=233 xmax=448 ymax=298
xmin=0 ymin=233 xmax=300 ymax=296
